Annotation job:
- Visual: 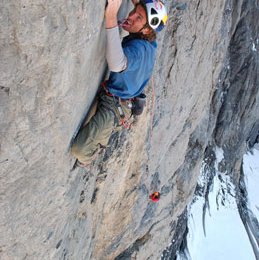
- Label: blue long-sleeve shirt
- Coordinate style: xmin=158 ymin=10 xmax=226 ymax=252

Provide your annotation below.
xmin=107 ymin=36 xmax=157 ymax=99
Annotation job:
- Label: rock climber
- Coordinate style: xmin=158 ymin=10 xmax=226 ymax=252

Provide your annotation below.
xmin=71 ymin=0 xmax=168 ymax=167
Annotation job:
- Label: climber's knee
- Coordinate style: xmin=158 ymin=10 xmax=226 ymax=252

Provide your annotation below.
xmin=71 ymin=141 xmax=98 ymax=164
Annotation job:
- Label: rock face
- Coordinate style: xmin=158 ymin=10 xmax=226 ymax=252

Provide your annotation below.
xmin=0 ymin=0 xmax=258 ymax=259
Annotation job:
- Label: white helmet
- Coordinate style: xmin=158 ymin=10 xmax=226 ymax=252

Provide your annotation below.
xmin=141 ymin=0 xmax=168 ymax=31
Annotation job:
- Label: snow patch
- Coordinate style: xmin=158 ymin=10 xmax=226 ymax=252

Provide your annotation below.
xmin=177 ymin=147 xmax=257 ymax=260
xmin=215 ymin=147 xmax=224 ymax=166
xmin=252 ymin=42 xmax=257 ymax=52
xmin=243 ymin=148 xmax=259 ymax=221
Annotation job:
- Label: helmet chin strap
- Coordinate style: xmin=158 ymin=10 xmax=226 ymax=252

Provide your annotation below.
xmin=138 ymin=22 xmax=149 ymax=33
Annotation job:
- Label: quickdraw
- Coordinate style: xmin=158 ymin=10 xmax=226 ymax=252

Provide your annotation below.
xmin=112 ymin=95 xmax=132 ymax=129
xmin=120 ymin=117 xmax=131 ymax=129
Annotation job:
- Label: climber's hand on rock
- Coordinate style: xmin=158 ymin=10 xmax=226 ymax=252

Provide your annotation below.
xmin=105 ymin=0 xmax=122 ymax=28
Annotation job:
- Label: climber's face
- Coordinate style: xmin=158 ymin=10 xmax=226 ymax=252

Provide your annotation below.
xmin=121 ymin=4 xmax=149 ymax=34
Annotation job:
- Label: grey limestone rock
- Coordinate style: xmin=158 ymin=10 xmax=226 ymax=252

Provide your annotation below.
xmin=0 ymin=0 xmax=258 ymax=259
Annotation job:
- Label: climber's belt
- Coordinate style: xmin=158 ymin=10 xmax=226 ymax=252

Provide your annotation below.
xmin=101 ymin=82 xmax=132 ymax=110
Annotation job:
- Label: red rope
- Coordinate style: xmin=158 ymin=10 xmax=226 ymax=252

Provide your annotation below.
xmin=150 ymin=76 xmax=156 ymax=140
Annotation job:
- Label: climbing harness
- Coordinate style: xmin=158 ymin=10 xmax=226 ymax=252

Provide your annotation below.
xmin=101 ymin=82 xmax=132 ymax=129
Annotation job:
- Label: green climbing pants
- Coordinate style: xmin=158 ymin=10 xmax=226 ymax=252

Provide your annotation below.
xmin=71 ymin=91 xmax=132 ymax=164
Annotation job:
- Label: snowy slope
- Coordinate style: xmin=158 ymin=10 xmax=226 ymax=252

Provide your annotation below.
xmin=243 ymin=145 xmax=259 ymax=222
xmin=177 ymin=147 xmax=259 ymax=260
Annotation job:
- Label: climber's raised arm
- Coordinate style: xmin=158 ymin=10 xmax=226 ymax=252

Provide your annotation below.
xmin=105 ymin=0 xmax=127 ymax=72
